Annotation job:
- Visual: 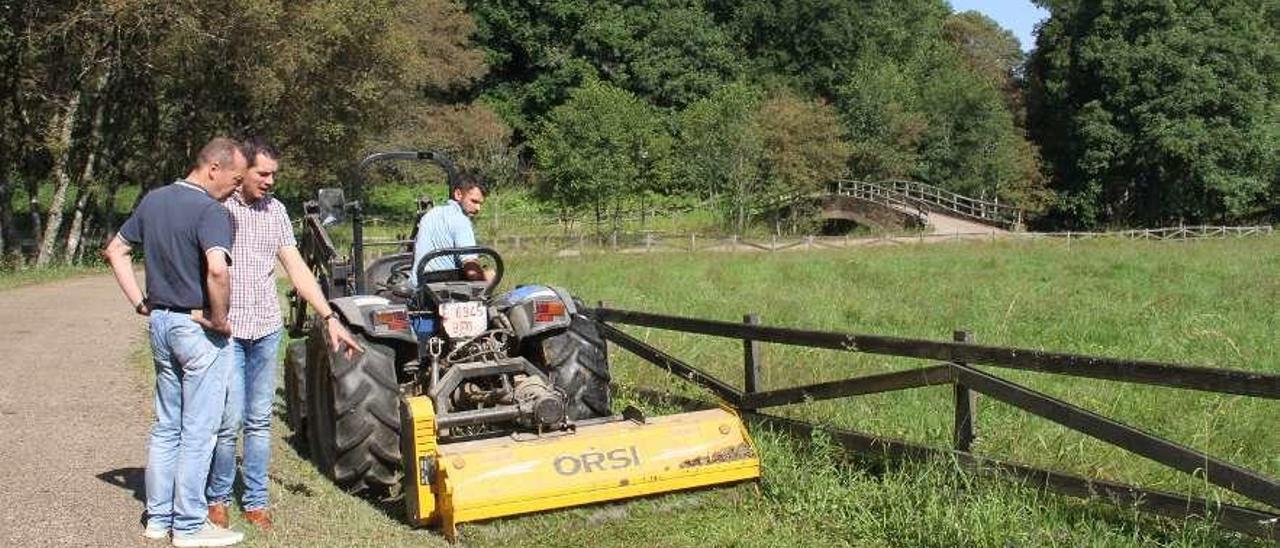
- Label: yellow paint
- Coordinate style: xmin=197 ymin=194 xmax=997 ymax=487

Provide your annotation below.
xmin=400 ymin=396 xmax=439 ymax=526
xmin=399 ymin=405 xmax=761 ymax=541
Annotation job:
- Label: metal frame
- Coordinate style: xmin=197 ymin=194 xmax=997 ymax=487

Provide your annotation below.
xmin=428 ymin=356 xmax=548 ymax=430
xmin=587 ymin=306 xmax=1280 ymax=540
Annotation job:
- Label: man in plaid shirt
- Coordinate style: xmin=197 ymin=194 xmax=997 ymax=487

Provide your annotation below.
xmin=206 ymin=137 xmax=361 ymax=531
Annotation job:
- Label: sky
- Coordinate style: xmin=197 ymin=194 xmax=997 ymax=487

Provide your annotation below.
xmin=948 ymin=0 xmax=1050 ymax=51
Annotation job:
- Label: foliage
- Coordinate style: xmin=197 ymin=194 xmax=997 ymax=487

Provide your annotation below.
xmin=676 ymin=82 xmax=764 ymax=227
xmin=10 ymin=0 xmax=1280 ymax=263
xmin=529 ymin=81 xmax=674 ymax=224
xmin=674 ymin=84 xmax=852 ymax=232
xmin=713 ymin=0 xmax=951 ymax=98
xmin=836 ymin=45 xmax=1049 ymax=211
xmin=0 ymin=0 xmax=503 ymax=263
xmin=1027 ymin=0 xmax=1280 ymax=227
xmin=755 ymin=91 xmax=850 ymax=197
xmin=942 ymin=10 xmax=1026 ymax=122
xmin=466 ymin=0 xmax=741 ymax=133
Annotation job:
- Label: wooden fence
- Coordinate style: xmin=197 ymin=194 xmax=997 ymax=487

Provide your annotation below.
xmin=360 ymin=225 xmax=1275 ymax=258
xmin=587 ymin=306 xmax=1280 ymax=540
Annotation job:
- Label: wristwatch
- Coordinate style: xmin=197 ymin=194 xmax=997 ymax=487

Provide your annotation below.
xmin=322 ymin=311 xmax=338 ymax=321
xmin=134 ymin=299 xmax=147 ymax=314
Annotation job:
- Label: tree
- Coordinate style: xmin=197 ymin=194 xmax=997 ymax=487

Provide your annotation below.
xmin=942 ymin=10 xmax=1026 ymax=123
xmin=0 ymin=0 xmax=494 ymax=266
xmin=713 ymin=0 xmax=951 ymax=98
xmin=530 ymin=81 xmax=674 ymax=232
xmin=1028 ymin=0 xmax=1280 ymax=227
xmin=835 ymin=44 xmax=1047 ymax=209
xmin=753 ymin=90 xmax=851 ymax=216
xmin=229 ymin=0 xmax=489 ymax=189
xmin=679 ymin=85 xmax=851 ymax=232
xmin=677 ymin=82 xmax=764 ymax=228
xmin=467 ymin=0 xmax=742 ymax=137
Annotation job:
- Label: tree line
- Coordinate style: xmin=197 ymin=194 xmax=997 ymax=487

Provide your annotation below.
xmin=2 ymin=0 xmax=1278 ymax=265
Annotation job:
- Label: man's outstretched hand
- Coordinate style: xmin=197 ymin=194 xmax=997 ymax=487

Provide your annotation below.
xmin=326 ymin=316 xmax=364 ymax=359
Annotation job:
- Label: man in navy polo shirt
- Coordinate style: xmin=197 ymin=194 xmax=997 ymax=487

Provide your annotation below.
xmin=104 ymin=137 xmax=248 ymax=547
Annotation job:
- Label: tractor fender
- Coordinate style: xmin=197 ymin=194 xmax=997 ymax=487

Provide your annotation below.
xmin=329 ymin=295 xmax=418 ymax=345
xmin=493 ymin=285 xmax=579 ymax=340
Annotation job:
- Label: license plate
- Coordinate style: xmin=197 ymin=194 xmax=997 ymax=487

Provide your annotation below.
xmin=440 ymin=301 xmax=487 ymax=338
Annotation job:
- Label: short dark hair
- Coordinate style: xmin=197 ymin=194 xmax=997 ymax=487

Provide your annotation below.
xmin=195 ymin=137 xmax=243 ymax=169
xmin=240 ymin=136 xmax=280 ymax=167
xmin=451 ymin=171 xmax=486 ymax=195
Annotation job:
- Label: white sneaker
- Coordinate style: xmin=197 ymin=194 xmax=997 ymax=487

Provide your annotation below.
xmin=171 ymin=521 xmax=244 ymax=547
xmin=143 ymin=523 xmax=169 ymax=540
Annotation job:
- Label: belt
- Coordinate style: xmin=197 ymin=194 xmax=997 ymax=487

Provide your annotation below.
xmin=150 ymin=305 xmax=193 ymax=314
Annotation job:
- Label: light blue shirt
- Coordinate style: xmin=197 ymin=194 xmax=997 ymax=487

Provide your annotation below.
xmin=410 ymin=199 xmax=477 ymax=287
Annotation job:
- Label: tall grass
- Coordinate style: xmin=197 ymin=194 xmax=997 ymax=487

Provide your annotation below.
xmin=237 ymin=236 xmax=1276 ymax=546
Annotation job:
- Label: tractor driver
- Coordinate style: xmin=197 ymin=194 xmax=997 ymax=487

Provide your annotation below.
xmin=410 ymin=172 xmax=493 ymax=287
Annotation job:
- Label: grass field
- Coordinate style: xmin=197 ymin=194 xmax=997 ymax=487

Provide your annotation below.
xmin=151 ymin=235 xmax=1278 ymax=546
xmin=0 ymin=263 xmax=106 ymax=291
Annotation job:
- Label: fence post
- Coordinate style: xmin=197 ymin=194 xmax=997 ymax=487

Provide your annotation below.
xmin=689 ymin=233 xmax=696 ymax=252
xmin=595 ymin=300 xmax=609 ymax=358
xmin=953 ymin=329 xmax=976 ymax=452
xmin=743 ymin=314 xmax=761 ymax=401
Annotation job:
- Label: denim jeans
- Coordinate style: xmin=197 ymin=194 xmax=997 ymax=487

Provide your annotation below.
xmin=145 ymin=310 xmax=233 ymax=534
xmin=207 ymin=329 xmax=282 ymax=511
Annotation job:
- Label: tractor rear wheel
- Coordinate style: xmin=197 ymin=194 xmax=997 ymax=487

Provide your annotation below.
xmin=283 ymin=339 xmax=308 ymax=444
xmin=537 ymin=312 xmax=611 ymax=420
xmin=306 ymin=325 xmax=403 ymax=496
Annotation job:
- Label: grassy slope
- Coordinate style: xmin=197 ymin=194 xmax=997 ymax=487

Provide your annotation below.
xmin=205 ymin=236 xmax=1275 ymax=546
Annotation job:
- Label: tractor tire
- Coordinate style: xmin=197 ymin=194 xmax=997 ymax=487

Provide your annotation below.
xmin=306 ymin=326 xmax=403 ymax=496
xmin=283 ymin=339 xmax=308 ymax=444
xmin=537 ymin=312 xmax=612 ymax=420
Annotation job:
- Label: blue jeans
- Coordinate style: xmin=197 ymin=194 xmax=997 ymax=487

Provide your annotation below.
xmin=207 ymin=329 xmax=282 ymax=511
xmin=145 ymin=310 xmax=233 ymax=534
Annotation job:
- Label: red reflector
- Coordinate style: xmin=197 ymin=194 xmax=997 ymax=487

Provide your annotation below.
xmin=533 ymin=299 xmax=567 ymax=323
xmin=372 ymin=309 xmax=410 ymax=331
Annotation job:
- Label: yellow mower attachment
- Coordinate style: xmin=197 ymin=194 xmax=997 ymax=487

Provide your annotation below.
xmin=400 ymin=396 xmax=760 ymax=541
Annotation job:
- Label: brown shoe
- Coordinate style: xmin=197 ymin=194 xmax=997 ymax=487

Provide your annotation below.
xmin=206 ymin=502 xmax=229 ymax=529
xmin=244 ymin=508 xmax=273 ymax=531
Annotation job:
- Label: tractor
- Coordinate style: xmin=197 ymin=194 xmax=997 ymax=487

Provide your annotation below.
xmin=283 ymin=152 xmax=759 ymax=541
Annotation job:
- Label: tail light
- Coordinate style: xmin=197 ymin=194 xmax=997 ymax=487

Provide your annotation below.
xmin=533 ymin=299 xmax=567 ymax=324
xmin=371 ymin=307 xmax=410 ymax=334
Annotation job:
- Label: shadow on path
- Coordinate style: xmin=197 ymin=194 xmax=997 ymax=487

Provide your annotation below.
xmin=97 ymin=467 xmax=146 ymax=504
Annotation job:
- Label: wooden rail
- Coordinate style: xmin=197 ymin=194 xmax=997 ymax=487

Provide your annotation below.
xmin=587 ymin=306 xmax=1280 ymax=540
xmin=837 ymin=180 xmax=1024 ymax=229
xmin=357 ymin=225 xmax=1273 ymax=257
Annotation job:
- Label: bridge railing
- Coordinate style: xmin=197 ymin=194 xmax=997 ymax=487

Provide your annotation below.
xmin=837 ymin=180 xmax=1024 ymax=230
xmin=833 ymin=181 xmax=930 ymax=226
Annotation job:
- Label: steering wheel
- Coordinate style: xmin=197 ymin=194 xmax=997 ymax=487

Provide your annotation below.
xmin=414 ymin=246 xmax=505 ymax=298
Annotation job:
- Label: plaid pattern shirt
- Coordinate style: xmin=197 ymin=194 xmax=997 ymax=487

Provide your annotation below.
xmin=226 ymin=191 xmax=297 ymax=339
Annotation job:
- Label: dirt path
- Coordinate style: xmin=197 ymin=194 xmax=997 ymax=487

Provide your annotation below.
xmin=0 ymin=273 xmax=153 ymax=547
